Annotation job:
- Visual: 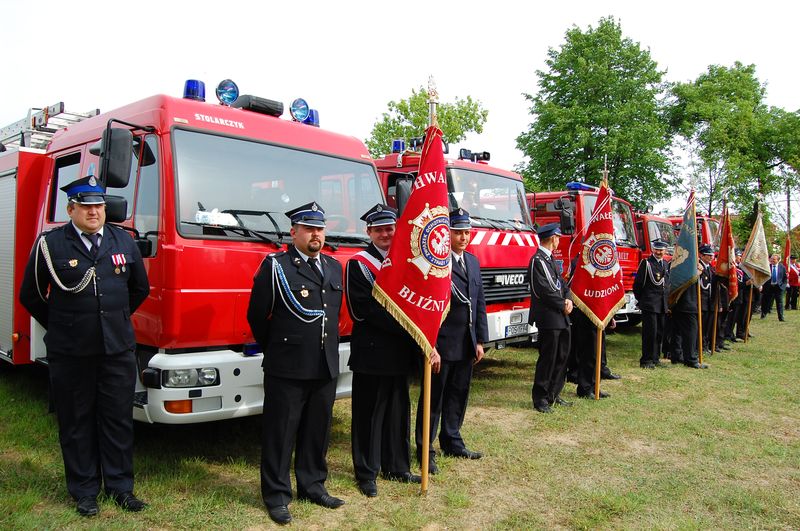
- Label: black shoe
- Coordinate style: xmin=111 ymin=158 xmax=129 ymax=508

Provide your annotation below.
xmin=299 ymin=493 xmax=345 ymax=509
xmin=578 ymin=391 xmax=610 ymax=399
xmin=779 ymin=317 xmax=785 ymax=322
xmin=566 ymin=372 xmax=578 ymax=384
xmin=112 ymin=492 xmax=147 ymax=512
xmin=76 ymin=496 xmax=98 ymax=517
xmin=727 ymin=337 xmax=739 ymax=343
xmin=760 ymin=314 xmax=766 ymax=319
xmin=601 ymin=371 xmax=622 ymax=379
xmin=444 ymin=448 xmax=483 ymax=459
xmin=416 ymin=454 xmax=439 ymax=474
xmin=383 ymin=471 xmax=422 ymax=484
xmin=686 ymin=362 xmax=709 ymax=369
xmin=640 ymin=363 xmax=655 ymax=369
xmin=358 ymin=480 xmax=378 ymax=497
xmin=719 ymin=344 xmax=731 ymax=350
xmin=267 ymin=505 xmax=292 ymax=525
xmin=533 ymin=402 xmax=553 ymax=413
xmin=554 ymin=397 xmax=573 ymax=407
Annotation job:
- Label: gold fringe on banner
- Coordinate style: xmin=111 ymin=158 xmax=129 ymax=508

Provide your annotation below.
xmin=372 ymin=283 xmax=450 ymax=359
xmin=570 ymin=293 xmax=626 ymax=331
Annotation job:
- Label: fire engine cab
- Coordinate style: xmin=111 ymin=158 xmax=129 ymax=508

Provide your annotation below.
xmin=635 ymin=211 xmax=677 ymax=261
xmin=374 ymin=142 xmax=537 ymax=347
xmin=0 ymin=80 xmax=386 ymax=424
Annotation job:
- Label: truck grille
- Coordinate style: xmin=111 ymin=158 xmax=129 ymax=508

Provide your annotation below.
xmin=481 ymin=267 xmax=530 ymax=303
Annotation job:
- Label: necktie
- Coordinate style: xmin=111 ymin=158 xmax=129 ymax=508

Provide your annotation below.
xmin=308 ymin=257 xmax=323 ymax=281
xmin=772 ymin=265 xmax=777 ymax=284
xmin=84 ymin=232 xmax=100 ymax=257
xmin=457 ymin=256 xmax=467 ymax=275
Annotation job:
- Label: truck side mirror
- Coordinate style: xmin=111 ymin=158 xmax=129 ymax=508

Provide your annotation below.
xmin=395 ymin=176 xmax=413 ymax=214
xmin=553 ymin=197 xmax=575 ymax=235
xmin=99 ymin=127 xmax=133 ymax=188
xmin=105 ymin=195 xmax=128 ymax=223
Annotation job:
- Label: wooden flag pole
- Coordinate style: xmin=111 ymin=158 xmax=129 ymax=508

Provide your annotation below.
xmin=420 ymin=360 xmax=431 ymax=495
xmin=710 ymin=287 xmax=720 ymax=355
xmin=744 ymin=285 xmax=754 ymax=344
xmin=697 ymin=280 xmax=704 ymax=365
xmin=594 ymin=325 xmax=603 ymax=400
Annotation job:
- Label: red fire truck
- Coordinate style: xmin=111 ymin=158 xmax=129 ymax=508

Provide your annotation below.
xmin=527 ymin=183 xmax=642 ymax=324
xmin=0 ymin=80 xmax=387 ymax=424
xmin=635 ymin=212 xmax=677 ymax=261
xmin=374 ymin=144 xmax=537 ymax=347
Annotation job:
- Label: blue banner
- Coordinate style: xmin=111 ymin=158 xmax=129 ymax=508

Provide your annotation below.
xmin=668 ymin=193 xmax=699 ymax=307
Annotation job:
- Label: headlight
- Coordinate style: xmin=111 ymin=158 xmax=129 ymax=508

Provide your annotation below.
xmin=198 ymin=368 xmax=218 ymax=385
xmin=163 ymin=368 xmax=219 ymax=388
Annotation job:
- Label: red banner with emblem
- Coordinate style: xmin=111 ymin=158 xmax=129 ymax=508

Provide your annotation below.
xmin=373 ymin=126 xmax=451 ymax=357
xmin=715 ymin=205 xmax=738 ymax=304
xmin=568 ymin=180 xmax=625 ymax=329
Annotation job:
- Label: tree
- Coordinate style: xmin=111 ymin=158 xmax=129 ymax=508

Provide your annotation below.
xmin=365 ymin=87 xmax=488 ymax=158
xmin=670 ymin=62 xmax=800 ymax=220
xmin=516 ymin=17 xmax=673 ymax=210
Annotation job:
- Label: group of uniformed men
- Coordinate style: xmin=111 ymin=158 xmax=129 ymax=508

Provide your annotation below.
xmin=22 ymin=177 xmax=490 ymax=524
xmin=526 ymin=222 xmax=794 ymax=414
xmin=22 ymin=176 xmax=794 ymax=523
xmin=246 ymin=202 xmax=489 ymax=524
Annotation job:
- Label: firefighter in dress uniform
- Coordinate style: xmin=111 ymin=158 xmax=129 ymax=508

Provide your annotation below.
xmin=528 ymin=223 xmax=573 ymax=413
xmin=19 ymin=176 xmax=150 ymax=517
xmin=698 ymin=245 xmax=715 ymax=354
xmin=632 ymin=239 xmax=669 ymax=368
xmin=346 ymin=204 xmax=426 ymax=498
xmin=731 ymin=250 xmax=753 ymax=339
xmin=724 ymin=250 xmax=747 ymax=341
xmin=247 ymin=202 xmax=345 ymax=526
xmin=670 ymin=254 xmax=709 ymax=369
xmin=415 ymin=209 xmax=489 ymax=472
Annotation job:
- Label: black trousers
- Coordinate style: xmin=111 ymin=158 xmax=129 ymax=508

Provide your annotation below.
xmin=786 ymin=286 xmax=799 ymax=309
xmin=48 ymin=351 xmax=136 ymax=500
xmin=640 ymin=311 xmax=665 ymax=365
xmin=415 ymin=358 xmax=473 ymax=459
xmin=671 ymin=312 xmax=699 ymax=364
xmin=701 ymin=309 xmax=712 ymax=350
xmin=351 ymin=372 xmax=411 ymax=482
xmin=261 ymin=374 xmax=336 ymax=508
xmin=761 ymin=285 xmax=785 ymax=320
xmin=532 ymin=328 xmax=570 ymax=407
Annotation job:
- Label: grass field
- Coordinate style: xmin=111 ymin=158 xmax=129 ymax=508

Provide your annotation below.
xmin=1 ymin=314 xmax=799 ymax=530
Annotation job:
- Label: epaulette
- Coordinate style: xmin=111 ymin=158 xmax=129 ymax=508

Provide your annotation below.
xmin=267 ymin=250 xmax=287 ymax=258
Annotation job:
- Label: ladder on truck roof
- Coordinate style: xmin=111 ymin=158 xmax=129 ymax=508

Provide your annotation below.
xmin=0 ymin=103 xmax=100 ymax=153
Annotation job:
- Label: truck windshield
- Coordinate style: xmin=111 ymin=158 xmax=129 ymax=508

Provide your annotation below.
xmin=173 ymin=129 xmax=382 ymax=242
xmin=448 ymin=168 xmax=533 ymax=230
xmin=582 ymin=195 xmax=638 ymax=247
xmin=648 ymin=220 xmax=677 ymax=249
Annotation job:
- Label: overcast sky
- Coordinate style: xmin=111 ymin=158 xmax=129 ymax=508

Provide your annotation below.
xmin=3 ymin=0 xmax=798 ymax=221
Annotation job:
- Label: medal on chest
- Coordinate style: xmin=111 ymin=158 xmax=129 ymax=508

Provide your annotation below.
xmin=111 ymin=253 xmax=127 ymax=274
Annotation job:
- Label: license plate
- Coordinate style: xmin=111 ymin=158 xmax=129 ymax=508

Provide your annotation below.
xmin=505 ymin=323 xmax=529 ymax=338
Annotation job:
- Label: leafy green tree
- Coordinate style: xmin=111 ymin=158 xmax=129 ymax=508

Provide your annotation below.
xmin=516 ymin=17 xmax=673 ymax=210
xmin=670 ymin=62 xmax=800 ymax=219
xmin=365 ymin=87 xmax=488 ymax=158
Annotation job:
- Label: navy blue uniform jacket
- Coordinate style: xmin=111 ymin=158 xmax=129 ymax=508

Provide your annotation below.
xmin=437 ymin=251 xmax=489 ymax=361
xmin=247 ymin=246 xmax=343 ymax=380
xmin=528 ymin=249 xmax=571 ymax=330
xmin=19 ymin=223 xmax=150 ymax=356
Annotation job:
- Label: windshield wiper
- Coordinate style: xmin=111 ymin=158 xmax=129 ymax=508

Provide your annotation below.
xmin=326 ymin=234 xmax=370 ymax=244
xmin=182 ymin=221 xmax=282 ymax=246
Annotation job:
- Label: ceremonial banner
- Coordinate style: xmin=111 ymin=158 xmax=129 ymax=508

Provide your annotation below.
xmin=569 ymin=179 xmax=625 ymax=328
xmin=715 ymin=205 xmax=738 ymax=304
xmin=373 ymin=125 xmax=451 ymax=356
xmin=668 ymin=191 xmax=700 ymax=307
xmin=741 ymin=211 xmax=771 ymax=287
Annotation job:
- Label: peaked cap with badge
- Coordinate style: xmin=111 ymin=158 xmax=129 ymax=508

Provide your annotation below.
xmin=61 ymin=175 xmax=106 ymax=205
xmin=361 ymin=203 xmax=398 ymax=227
xmin=285 ymin=202 xmax=326 ymax=227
